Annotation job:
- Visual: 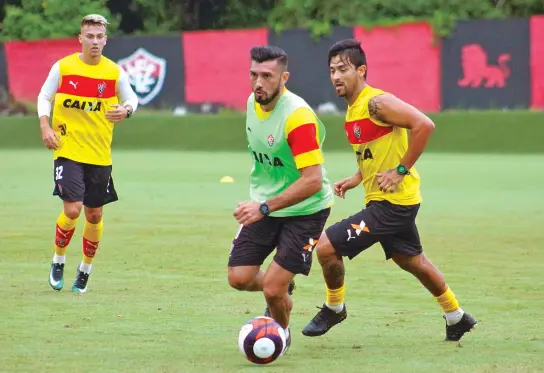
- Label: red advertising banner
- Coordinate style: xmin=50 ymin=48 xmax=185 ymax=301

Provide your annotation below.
xmin=530 ymin=15 xmax=544 ymax=109
xmin=5 ymin=38 xmax=80 ymax=102
xmin=182 ymin=28 xmax=268 ymax=110
xmin=354 ymin=22 xmax=441 ymax=112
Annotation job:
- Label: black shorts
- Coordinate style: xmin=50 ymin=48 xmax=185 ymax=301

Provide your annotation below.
xmin=228 ymin=208 xmax=331 ymax=276
xmin=326 ymin=200 xmax=422 ymax=260
xmin=52 ymin=157 xmax=118 ymax=208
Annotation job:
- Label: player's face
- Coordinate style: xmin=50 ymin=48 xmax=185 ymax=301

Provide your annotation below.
xmin=250 ymin=60 xmax=288 ymax=105
xmin=79 ymin=25 xmax=107 ymax=58
xmin=329 ymin=55 xmax=366 ymax=97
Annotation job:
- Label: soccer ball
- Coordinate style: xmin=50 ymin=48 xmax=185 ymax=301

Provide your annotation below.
xmin=238 ymin=316 xmax=286 ymax=364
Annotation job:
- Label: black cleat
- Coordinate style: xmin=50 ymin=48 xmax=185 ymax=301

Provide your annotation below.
xmin=49 ymin=262 xmax=64 ymax=291
xmin=445 ymin=313 xmax=477 ymax=341
xmin=302 ymin=303 xmax=347 ymax=337
xmin=264 ymin=280 xmax=296 ymax=317
xmin=72 ymin=267 xmax=90 ymax=293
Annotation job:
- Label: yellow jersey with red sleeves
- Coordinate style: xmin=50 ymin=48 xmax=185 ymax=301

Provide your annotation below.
xmin=247 ymin=89 xmax=334 ymax=217
xmin=344 ymin=85 xmax=422 ymax=205
xmin=52 ymin=53 xmax=121 ymax=166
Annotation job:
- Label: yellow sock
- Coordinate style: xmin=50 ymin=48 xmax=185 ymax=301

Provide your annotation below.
xmin=325 ymin=284 xmax=345 ymax=312
xmin=435 ymin=287 xmax=460 ymax=313
xmin=82 ymin=219 xmax=103 ymax=268
xmin=54 ymin=211 xmax=79 ymax=258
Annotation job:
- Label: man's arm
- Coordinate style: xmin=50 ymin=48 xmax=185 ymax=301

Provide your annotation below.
xmin=368 ymin=93 xmax=435 ymax=169
xmin=106 ymin=69 xmax=139 ymax=122
xmin=117 ymin=68 xmax=138 ymax=114
xmin=267 ymin=107 xmax=324 ymax=212
xmin=37 ymin=62 xmax=61 ymax=150
xmin=37 ymin=62 xmax=60 ymax=127
xmin=267 ymin=165 xmax=322 ymax=212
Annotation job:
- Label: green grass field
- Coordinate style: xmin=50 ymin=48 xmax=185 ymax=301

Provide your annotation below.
xmin=1 ymin=149 xmax=543 ymax=373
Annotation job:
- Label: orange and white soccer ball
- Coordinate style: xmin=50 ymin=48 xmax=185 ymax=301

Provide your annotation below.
xmin=238 ymin=316 xmax=286 ymax=364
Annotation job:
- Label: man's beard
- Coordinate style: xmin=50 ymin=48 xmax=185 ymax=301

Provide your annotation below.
xmin=255 ymin=84 xmax=281 ymax=105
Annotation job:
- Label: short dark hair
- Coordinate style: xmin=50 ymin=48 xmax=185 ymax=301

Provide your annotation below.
xmin=328 ymin=39 xmax=367 ymax=78
xmin=250 ymin=45 xmax=288 ymax=69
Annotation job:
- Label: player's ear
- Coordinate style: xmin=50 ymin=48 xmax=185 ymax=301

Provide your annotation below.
xmin=358 ymin=65 xmax=367 ymax=79
xmin=282 ymin=71 xmax=290 ymax=84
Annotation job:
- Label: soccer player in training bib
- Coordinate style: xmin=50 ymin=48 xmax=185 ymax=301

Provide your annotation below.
xmin=229 ymin=46 xmax=334 ymax=351
xmin=38 ymin=14 xmax=138 ymax=293
xmin=302 ymin=39 xmax=477 ymax=341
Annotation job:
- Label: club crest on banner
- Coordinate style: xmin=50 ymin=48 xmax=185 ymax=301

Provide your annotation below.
xmin=117 ymin=48 xmax=167 ymax=105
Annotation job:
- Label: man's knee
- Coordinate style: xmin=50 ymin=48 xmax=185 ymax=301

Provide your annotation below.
xmin=392 ymin=252 xmax=426 ymax=273
xmin=227 ymin=267 xmax=253 ymax=291
xmin=262 ymin=281 xmax=287 ymax=304
xmin=63 ymin=202 xmax=82 ymax=220
xmin=315 ymin=232 xmax=339 ymax=265
xmin=84 ymin=207 xmax=103 ymax=224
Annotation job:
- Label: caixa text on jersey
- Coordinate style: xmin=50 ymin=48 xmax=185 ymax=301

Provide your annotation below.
xmin=252 ymin=151 xmax=284 ymax=167
xmin=62 ymin=99 xmax=102 ymax=112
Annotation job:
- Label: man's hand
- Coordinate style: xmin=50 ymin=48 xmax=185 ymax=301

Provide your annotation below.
xmin=41 ymin=125 xmax=59 ymax=150
xmin=376 ymin=169 xmax=404 ymax=193
xmin=105 ymin=104 xmax=128 ymax=123
xmin=334 ymin=172 xmax=362 ymax=199
xmin=233 ymin=201 xmax=264 ymax=226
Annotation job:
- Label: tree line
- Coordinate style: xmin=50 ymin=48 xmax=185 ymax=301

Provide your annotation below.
xmin=1 ymin=0 xmax=543 ymax=41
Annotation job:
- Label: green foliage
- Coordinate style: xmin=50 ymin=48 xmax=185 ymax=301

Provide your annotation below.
xmin=1 ymin=0 xmax=544 ymax=41
xmin=215 ymin=0 xmax=275 ymax=30
xmin=266 ymin=0 xmax=544 ymax=38
xmin=130 ymin=0 xmax=184 ymax=34
xmin=1 ymin=0 xmax=119 ymax=41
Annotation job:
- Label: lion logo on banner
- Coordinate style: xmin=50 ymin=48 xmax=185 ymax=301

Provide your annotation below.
xmin=457 ymin=44 xmax=511 ymax=88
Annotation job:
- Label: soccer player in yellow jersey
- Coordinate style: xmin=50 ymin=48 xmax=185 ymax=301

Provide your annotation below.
xmin=302 ymin=39 xmax=477 ymax=341
xmin=38 ymin=14 xmax=138 ymax=293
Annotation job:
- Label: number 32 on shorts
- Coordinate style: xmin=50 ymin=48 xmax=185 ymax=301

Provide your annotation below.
xmin=55 ymin=165 xmax=63 ymax=180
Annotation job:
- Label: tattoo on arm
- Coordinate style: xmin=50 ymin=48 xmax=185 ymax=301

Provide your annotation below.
xmin=368 ymin=95 xmax=386 ymax=123
xmin=325 ymin=262 xmax=345 ymax=289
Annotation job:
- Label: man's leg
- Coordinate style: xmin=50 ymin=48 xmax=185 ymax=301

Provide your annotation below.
xmin=270 ymin=208 xmax=331 ymax=346
xmin=72 ymin=164 xmax=117 ymax=293
xmin=227 ymin=218 xmax=279 ymax=293
xmin=301 ymin=232 xmax=352 ymax=337
xmin=49 ymin=158 xmax=85 ymax=291
xmin=390 ymin=252 xmax=477 ymax=341
xmin=318 ymin=233 xmax=346 ymax=313
xmin=302 ymin=206 xmax=381 ymax=337
xmin=384 ymin=215 xmax=477 ymax=341
xmin=262 ymin=261 xmax=295 ymax=329
xmin=71 ymin=206 xmax=103 ymax=293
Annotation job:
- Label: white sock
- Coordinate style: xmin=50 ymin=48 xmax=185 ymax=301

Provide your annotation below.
xmin=79 ymin=262 xmax=92 ymax=274
xmin=53 ymin=254 xmax=65 ymax=264
xmin=445 ymin=308 xmax=464 ymax=326
xmin=325 ymin=302 xmax=344 ymax=313
xmin=280 ymin=326 xmax=290 ymax=355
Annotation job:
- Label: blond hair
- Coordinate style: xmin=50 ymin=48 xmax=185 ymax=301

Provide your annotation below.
xmin=81 ymin=14 xmax=109 ymax=29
